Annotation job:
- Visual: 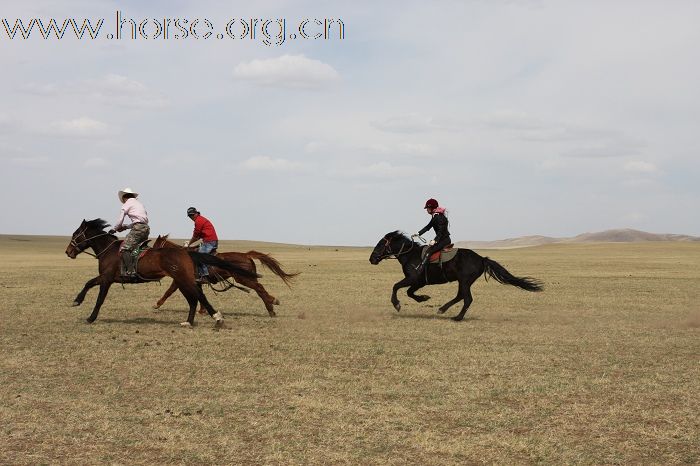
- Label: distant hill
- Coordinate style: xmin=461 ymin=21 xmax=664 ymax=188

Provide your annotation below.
xmin=456 ymin=228 xmax=700 ymax=249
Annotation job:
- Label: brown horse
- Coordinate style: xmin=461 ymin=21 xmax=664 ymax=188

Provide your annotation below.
xmin=66 ymin=219 xmax=260 ymax=327
xmin=151 ymin=235 xmax=298 ymax=316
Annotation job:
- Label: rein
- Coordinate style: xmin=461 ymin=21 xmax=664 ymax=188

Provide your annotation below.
xmin=379 ymin=235 xmax=419 ymax=260
xmin=71 ymin=229 xmax=118 ymax=259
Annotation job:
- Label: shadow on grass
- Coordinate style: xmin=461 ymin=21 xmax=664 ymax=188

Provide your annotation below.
xmin=153 ymin=307 xmax=286 ymax=319
xmin=391 ymin=312 xmax=481 ymax=322
xmin=100 ymin=317 xmax=166 ymax=325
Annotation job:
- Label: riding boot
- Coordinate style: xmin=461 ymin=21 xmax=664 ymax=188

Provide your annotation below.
xmin=121 ymin=251 xmax=136 ymax=278
xmin=415 ymin=254 xmax=430 ymax=274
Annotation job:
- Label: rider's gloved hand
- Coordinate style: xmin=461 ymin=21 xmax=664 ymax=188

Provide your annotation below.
xmin=429 ymin=240 xmax=436 ymax=246
xmin=183 ymin=241 xmax=190 ymax=247
xmin=411 ymin=233 xmax=419 ymax=238
xmin=108 ymin=229 xmax=116 ymax=235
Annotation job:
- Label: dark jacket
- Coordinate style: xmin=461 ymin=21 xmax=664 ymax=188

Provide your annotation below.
xmin=419 ymin=212 xmax=450 ymax=243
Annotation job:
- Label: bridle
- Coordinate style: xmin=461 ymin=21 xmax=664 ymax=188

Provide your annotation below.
xmin=70 ymin=227 xmax=118 ymax=259
xmin=376 ymin=235 xmax=417 ymax=261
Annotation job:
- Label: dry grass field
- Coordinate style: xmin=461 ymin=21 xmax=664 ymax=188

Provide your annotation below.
xmin=1 ymin=235 xmax=698 ymax=465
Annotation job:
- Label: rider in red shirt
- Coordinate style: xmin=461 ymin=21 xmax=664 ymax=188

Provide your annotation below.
xmin=184 ymin=207 xmax=219 ymax=283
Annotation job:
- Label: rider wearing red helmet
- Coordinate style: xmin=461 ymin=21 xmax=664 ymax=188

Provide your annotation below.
xmin=413 ymin=198 xmax=451 ymax=273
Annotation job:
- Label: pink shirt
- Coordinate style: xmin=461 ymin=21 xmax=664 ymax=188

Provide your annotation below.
xmin=114 ymin=198 xmax=149 ymax=230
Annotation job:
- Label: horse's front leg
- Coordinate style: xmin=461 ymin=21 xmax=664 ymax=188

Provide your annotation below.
xmin=153 ymin=280 xmax=179 ymax=310
xmin=73 ymin=275 xmax=101 ymax=306
xmin=391 ymin=277 xmax=414 ymax=312
xmin=407 ymin=285 xmax=431 ymax=303
xmin=86 ymin=281 xmax=113 ymax=323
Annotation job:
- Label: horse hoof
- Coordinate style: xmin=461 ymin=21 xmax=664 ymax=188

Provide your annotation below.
xmin=393 ymin=302 xmax=401 ymax=312
xmin=451 ymin=316 xmax=464 ymax=322
xmin=86 ymin=318 xmax=95 ymax=324
xmin=268 ymin=311 xmax=277 ymax=317
xmin=152 ymin=303 xmax=161 ymax=310
xmin=180 ymin=321 xmax=193 ymax=328
xmin=214 ymin=320 xmax=227 ymax=329
xmin=273 ymin=298 xmax=280 ymax=305
xmin=437 ymin=307 xmax=448 ymax=314
xmin=72 ymin=301 xmax=81 ymax=307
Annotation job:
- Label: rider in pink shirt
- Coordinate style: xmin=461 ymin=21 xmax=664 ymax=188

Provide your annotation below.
xmin=108 ymin=188 xmax=149 ymax=278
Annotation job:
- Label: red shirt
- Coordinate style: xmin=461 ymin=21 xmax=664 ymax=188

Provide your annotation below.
xmin=193 ymin=215 xmax=218 ymax=242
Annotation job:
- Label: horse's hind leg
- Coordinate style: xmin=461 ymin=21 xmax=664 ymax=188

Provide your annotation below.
xmin=73 ymin=275 xmax=100 ymax=306
xmin=239 ymin=277 xmax=278 ymax=317
xmin=154 ymin=280 xmax=179 ymax=310
xmin=438 ymin=288 xmax=463 ymax=314
xmin=407 ymin=285 xmax=430 ymax=303
xmin=452 ymin=281 xmax=475 ymax=322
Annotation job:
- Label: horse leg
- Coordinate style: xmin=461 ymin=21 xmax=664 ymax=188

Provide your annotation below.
xmin=179 ymin=288 xmax=199 ymax=328
xmin=407 ymin=285 xmax=430 ymax=303
xmin=452 ymin=283 xmax=474 ymax=322
xmin=438 ymin=288 xmax=463 ymax=314
xmin=238 ymin=277 xmax=278 ymax=317
xmin=73 ymin=275 xmax=100 ymax=306
xmin=196 ymin=287 xmax=225 ymax=328
xmin=391 ymin=277 xmax=414 ymax=312
xmin=153 ymin=280 xmax=179 ymax=310
xmin=86 ymin=281 xmax=113 ymax=323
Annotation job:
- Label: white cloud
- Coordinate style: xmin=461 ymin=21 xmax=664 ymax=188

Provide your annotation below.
xmin=84 ymin=157 xmax=110 ymax=168
xmin=20 ymin=74 xmax=169 ymax=109
xmin=624 ymin=160 xmax=657 ymax=173
xmin=91 ymin=74 xmax=169 ymax=109
xmin=10 ymin=156 xmax=50 ymax=168
xmin=481 ymin=110 xmax=546 ymax=131
xmin=562 ymin=145 xmax=638 ymax=159
xmin=233 ymin=54 xmax=340 ymax=89
xmin=372 ymin=113 xmax=458 ymax=133
xmin=241 ymin=156 xmax=304 ymax=172
xmin=48 ymin=117 xmax=115 ymax=138
xmin=334 ymin=161 xmax=422 ymax=179
xmin=304 ymin=141 xmax=327 ymax=154
xmin=364 ymin=142 xmax=438 ymax=157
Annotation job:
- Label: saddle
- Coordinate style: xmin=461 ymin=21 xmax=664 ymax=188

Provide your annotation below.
xmin=422 ymin=244 xmax=457 ymax=264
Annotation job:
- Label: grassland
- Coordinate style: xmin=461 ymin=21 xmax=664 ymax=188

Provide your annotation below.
xmin=1 ymin=235 xmax=698 ymax=465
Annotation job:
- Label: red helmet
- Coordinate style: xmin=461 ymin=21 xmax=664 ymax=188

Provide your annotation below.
xmin=424 ymin=198 xmax=439 ymax=209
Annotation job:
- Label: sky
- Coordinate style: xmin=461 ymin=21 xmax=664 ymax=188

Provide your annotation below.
xmin=1 ymin=0 xmax=698 ymax=245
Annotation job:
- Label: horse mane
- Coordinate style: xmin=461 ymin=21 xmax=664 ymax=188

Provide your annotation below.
xmin=86 ymin=218 xmax=111 ymax=231
xmin=387 ymin=230 xmax=413 ymax=243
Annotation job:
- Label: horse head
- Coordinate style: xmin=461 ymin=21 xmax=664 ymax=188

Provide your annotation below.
xmin=66 ymin=219 xmax=112 ymax=259
xmin=153 ymin=234 xmax=172 ymax=248
xmin=369 ymin=231 xmax=412 ymax=264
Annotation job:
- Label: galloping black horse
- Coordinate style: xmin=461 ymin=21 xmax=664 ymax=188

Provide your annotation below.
xmin=66 ymin=219 xmax=260 ymax=327
xmin=369 ymin=231 xmax=543 ymax=321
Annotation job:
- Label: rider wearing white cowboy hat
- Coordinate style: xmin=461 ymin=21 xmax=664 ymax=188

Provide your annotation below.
xmin=109 ymin=187 xmax=150 ymax=278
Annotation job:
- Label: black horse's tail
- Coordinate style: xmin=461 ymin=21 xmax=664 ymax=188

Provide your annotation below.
xmin=482 ymin=257 xmax=543 ymax=292
xmin=188 ymin=252 xmax=261 ymax=280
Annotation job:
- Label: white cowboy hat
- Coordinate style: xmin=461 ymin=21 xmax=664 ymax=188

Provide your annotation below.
xmin=118 ymin=187 xmax=139 ymax=203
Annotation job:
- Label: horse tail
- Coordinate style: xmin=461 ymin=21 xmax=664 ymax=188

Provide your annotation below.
xmin=245 ymin=251 xmax=299 ymax=286
xmin=188 ymin=252 xmax=261 ymax=280
xmin=482 ymin=257 xmax=543 ymax=292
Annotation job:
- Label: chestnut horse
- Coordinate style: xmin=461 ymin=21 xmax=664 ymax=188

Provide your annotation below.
xmin=66 ymin=219 xmax=259 ymax=327
xmin=369 ymin=231 xmax=543 ymax=321
xmin=151 ymin=235 xmax=298 ymax=316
